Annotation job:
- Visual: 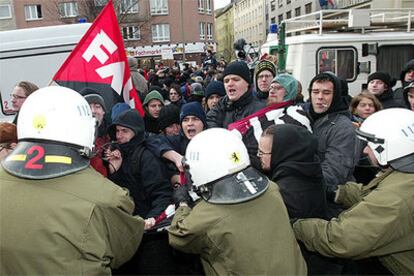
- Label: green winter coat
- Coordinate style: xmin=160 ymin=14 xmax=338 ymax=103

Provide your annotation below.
xmin=168 ymin=182 xmax=307 ymax=275
xmin=293 ymin=169 xmax=414 ymax=275
xmin=0 ymin=166 xmax=145 ymax=275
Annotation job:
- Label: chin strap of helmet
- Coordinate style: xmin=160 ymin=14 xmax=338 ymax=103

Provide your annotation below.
xmin=389 ymin=154 xmax=414 ymax=173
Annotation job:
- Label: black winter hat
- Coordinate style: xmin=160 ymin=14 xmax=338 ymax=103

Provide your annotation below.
xmin=80 ymin=87 xmax=107 ymax=112
xmin=222 ymin=61 xmax=251 ymax=84
xmin=205 ymin=80 xmax=226 ymax=99
xmin=158 ymin=104 xmax=180 ymax=131
xmin=180 ymin=102 xmax=207 ymax=128
xmin=367 ymin=72 xmax=392 ymax=88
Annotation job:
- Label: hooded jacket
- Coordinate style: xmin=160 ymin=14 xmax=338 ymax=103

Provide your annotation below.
xmin=269 ymin=124 xmax=327 ymax=220
xmin=395 ymin=59 xmax=414 ymax=107
xmin=308 ymin=73 xmax=358 ymax=196
xmin=207 ymin=89 xmax=266 ymax=129
xmin=107 ymin=110 xmax=172 ymax=219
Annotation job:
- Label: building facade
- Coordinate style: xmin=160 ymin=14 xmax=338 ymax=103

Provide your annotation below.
xmin=215 ymin=3 xmax=234 ymax=62
xmin=233 ymin=0 xmax=266 ymax=48
xmin=0 ymin=0 xmax=216 ymax=65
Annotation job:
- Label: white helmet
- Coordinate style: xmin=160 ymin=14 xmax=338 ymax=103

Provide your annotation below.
xmin=185 ymin=128 xmax=250 ymax=187
xmin=357 ymin=108 xmax=414 ymax=169
xmin=17 ymin=86 xmax=96 ymax=153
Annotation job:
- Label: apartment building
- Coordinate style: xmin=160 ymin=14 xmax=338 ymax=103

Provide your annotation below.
xmin=0 ymin=0 xmax=216 ymax=64
xmin=233 ymin=0 xmax=266 ymax=48
xmin=215 ymin=3 xmax=234 ymax=61
xmin=268 ymin=0 xmax=414 ymax=28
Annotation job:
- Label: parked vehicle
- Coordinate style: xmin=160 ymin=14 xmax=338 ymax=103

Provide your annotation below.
xmin=0 ymin=23 xmax=91 ymax=121
xmin=261 ymin=9 xmax=414 ymax=96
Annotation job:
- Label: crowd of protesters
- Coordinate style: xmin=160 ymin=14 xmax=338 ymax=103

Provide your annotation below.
xmin=1 ymin=53 xmax=414 ymax=276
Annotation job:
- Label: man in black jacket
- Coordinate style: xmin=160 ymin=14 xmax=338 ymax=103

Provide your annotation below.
xmin=106 ymin=109 xmax=172 ymax=227
xmin=207 ymin=61 xmax=265 ymax=128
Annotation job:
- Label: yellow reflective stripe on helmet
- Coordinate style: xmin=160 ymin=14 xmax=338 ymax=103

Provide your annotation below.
xmin=44 ymin=155 xmax=72 ymax=164
xmin=8 ymin=154 xmax=27 ymax=161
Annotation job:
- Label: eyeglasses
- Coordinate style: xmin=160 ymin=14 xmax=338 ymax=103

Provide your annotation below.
xmin=269 ymin=85 xmax=285 ymax=91
xmin=10 ymin=94 xmax=27 ymax=100
xmin=257 ymin=148 xmax=272 ymax=157
xmin=258 ymin=74 xmax=273 ymax=80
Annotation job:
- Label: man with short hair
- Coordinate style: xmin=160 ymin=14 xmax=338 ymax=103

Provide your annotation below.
xmin=308 ymin=73 xmax=358 ymax=216
xmin=366 ymin=72 xmax=400 ymax=108
xmin=207 ymin=61 xmax=265 ymax=128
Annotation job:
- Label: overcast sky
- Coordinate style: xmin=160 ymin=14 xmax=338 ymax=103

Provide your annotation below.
xmin=214 ymin=0 xmax=231 ymax=10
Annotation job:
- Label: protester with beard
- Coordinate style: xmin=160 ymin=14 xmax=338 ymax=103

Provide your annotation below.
xmin=207 ymin=61 xmax=265 ymax=128
xmin=366 ymin=72 xmax=400 ymax=109
xmin=143 ymin=90 xmax=164 ymax=135
xmin=308 ymin=72 xmax=359 ymax=217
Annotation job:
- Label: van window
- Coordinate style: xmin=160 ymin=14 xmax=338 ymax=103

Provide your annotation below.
xmin=317 ymin=48 xmax=357 ymax=81
xmin=377 ymin=45 xmax=414 ymax=81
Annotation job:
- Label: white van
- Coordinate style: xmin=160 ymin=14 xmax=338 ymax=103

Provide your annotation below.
xmin=261 ymin=9 xmax=414 ymax=96
xmin=0 ymin=23 xmax=91 ymax=122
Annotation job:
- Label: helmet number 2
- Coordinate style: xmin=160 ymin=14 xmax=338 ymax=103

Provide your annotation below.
xmin=25 ymin=145 xmax=45 ymax=170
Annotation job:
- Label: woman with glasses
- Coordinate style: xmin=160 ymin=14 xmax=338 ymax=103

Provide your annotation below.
xmin=11 ymin=81 xmax=38 ymax=124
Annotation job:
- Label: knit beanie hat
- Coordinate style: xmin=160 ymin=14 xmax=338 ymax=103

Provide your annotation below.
xmin=205 ymin=80 xmax=226 ymax=99
xmin=84 ymin=94 xmax=107 ymax=112
xmin=143 ymin=90 xmax=165 ymax=106
xmin=255 ymin=60 xmax=276 ymax=78
xmin=0 ymin=122 xmax=17 ymax=145
xmin=158 ymin=104 xmax=180 ymax=130
xmin=223 ymin=61 xmax=251 ymax=84
xmin=180 ymin=102 xmax=207 ymax=128
xmin=272 ymin=73 xmax=298 ymax=101
xmin=111 ymin=102 xmax=131 ymax=121
xmin=367 ymin=72 xmax=392 ymax=88
xmin=190 ymin=83 xmax=205 ymax=97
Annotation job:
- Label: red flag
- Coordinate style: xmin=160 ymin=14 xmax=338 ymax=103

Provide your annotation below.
xmin=53 ymin=0 xmax=144 ymax=116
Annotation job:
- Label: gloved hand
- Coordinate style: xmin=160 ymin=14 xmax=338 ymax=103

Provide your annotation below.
xmin=173 ymin=184 xmax=191 ymax=208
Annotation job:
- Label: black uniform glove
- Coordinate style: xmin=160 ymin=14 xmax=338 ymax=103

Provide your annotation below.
xmin=173 ymin=184 xmax=191 ymax=208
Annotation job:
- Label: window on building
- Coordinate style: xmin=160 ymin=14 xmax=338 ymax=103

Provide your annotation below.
xmin=278 ymin=0 xmax=283 ymax=7
xmin=152 ymin=24 xmax=170 ymax=42
xmin=295 ymin=7 xmax=301 ymax=17
xmin=317 ymin=48 xmax=357 ymax=81
xmin=122 ymin=26 xmax=140 ymax=40
xmin=150 ymin=0 xmax=168 ymax=15
xmin=59 ymin=2 xmax=78 ymax=18
xmin=286 ymin=11 xmax=291 ymax=19
xmin=24 ymin=4 xmax=42 ymax=20
xmin=278 ymin=14 xmax=283 ymax=24
xmin=206 ymin=0 xmax=212 ymax=14
xmin=120 ymin=0 xmax=138 ymax=14
xmin=305 ymin=2 xmax=312 ymax=14
xmin=207 ymin=23 xmax=213 ymax=40
xmin=199 ymin=22 xmax=206 ymax=39
xmin=271 ymin=17 xmax=276 ymax=24
xmin=198 ymin=0 xmax=204 ymax=13
xmin=0 ymin=4 xmax=12 ymax=19
xmin=287 ymin=0 xmax=291 ymax=4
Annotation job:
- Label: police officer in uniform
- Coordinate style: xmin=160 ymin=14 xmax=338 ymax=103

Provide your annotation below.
xmin=0 ymin=87 xmax=144 ymax=275
xmin=168 ymin=128 xmax=307 ymax=275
